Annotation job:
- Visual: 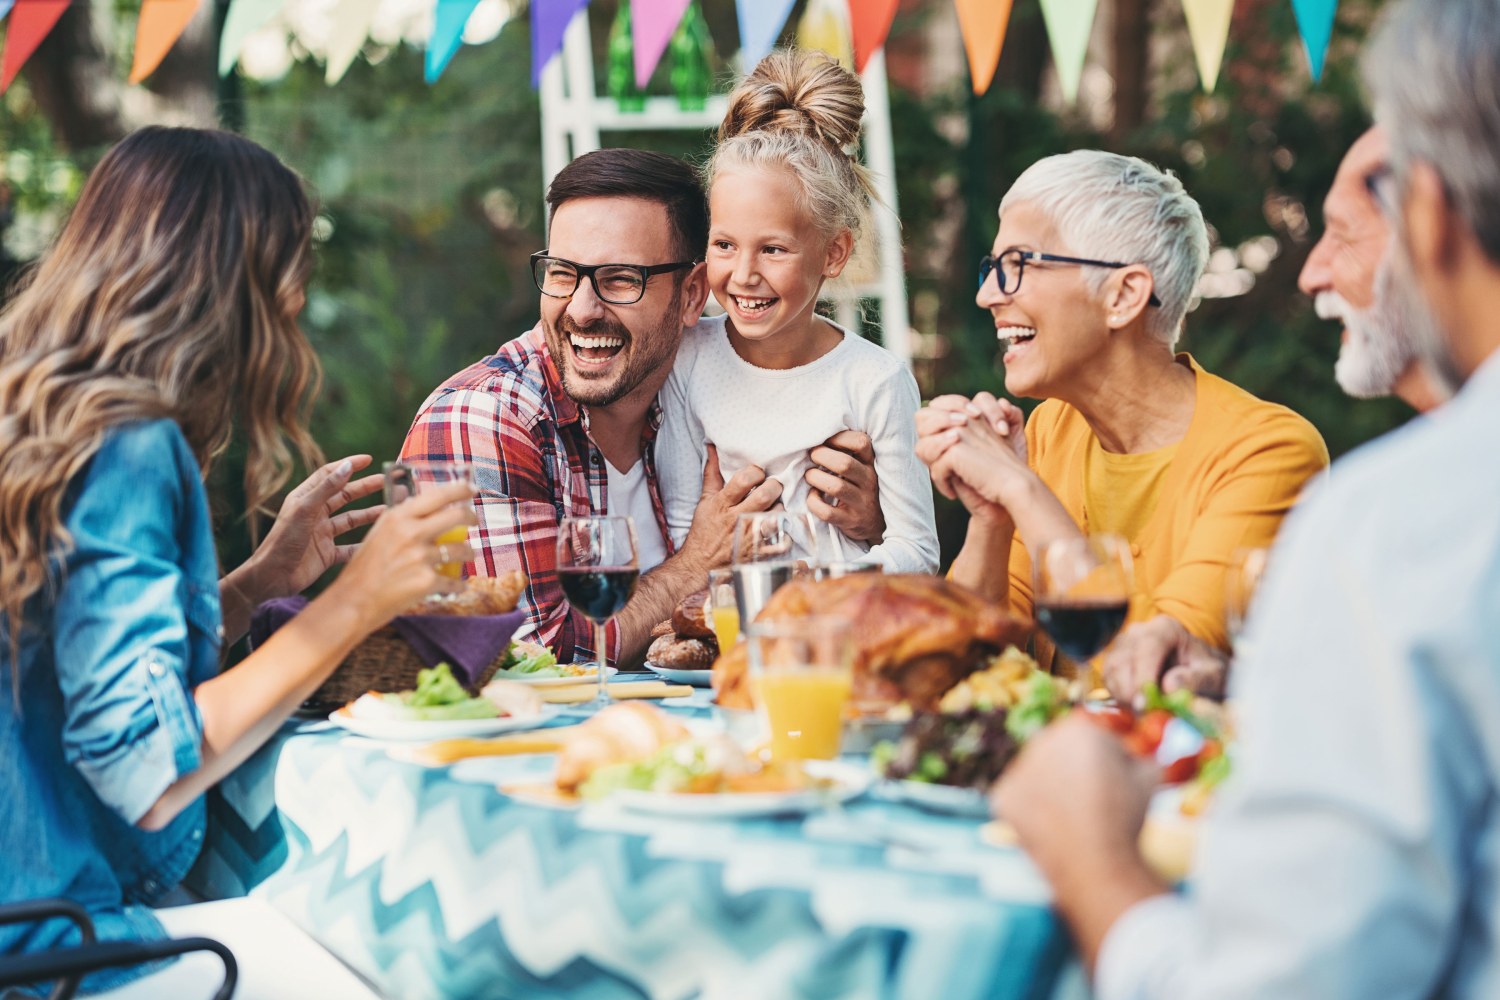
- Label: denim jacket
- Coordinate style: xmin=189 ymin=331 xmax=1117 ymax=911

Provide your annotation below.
xmin=0 ymin=419 xmax=223 ymax=992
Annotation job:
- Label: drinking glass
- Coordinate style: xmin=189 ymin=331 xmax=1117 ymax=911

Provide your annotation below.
xmin=802 ymin=513 xmax=882 ymax=580
xmin=1034 ymin=534 xmax=1134 ymax=692
xmin=556 ymin=515 xmax=639 ymax=708
xmin=706 ymin=567 xmax=739 ymax=655
xmin=731 ymin=512 xmax=800 ymax=624
xmin=1225 ymin=547 xmax=1270 ymax=653
xmin=383 ymin=460 xmax=474 ymax=599
xmin=745 ymin=617 xmax=854 ymax=762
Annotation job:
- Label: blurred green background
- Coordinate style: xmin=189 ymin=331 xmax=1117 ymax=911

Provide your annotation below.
xmin=0 ymin=0 xmax=1403 ymax=575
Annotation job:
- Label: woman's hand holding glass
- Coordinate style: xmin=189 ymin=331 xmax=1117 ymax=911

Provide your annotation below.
xmin=326 ymin=478 xmax=477 ymax=629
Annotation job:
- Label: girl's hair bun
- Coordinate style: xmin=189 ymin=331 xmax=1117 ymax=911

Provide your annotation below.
xmin=718 ymin=49 xmax=865 ymax=152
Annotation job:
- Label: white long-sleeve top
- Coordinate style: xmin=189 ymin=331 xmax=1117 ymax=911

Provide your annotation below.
xmin=655 ymin=315 xmax=938 ymax=573
xmin=1096 ymin=349 xmax=1500 ymax=1000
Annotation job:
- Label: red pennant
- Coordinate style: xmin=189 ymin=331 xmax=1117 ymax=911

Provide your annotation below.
xmin=846 ymin=0 xmax=898 ymax=73
xmin=1 ymin=0 xmax=70 ymax=93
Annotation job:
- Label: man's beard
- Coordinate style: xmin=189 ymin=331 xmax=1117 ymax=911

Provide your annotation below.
xmin=1384 ymin=237 xmax=1465 ymax=401
xmin=1328 ymin=255 xmax=1425 ymax=399
xmin=547 ymin=298 xmax=681 ymax=409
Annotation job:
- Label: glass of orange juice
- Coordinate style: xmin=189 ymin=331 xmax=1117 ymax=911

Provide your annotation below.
xmin=746 ymin=617 xmax=854 ymax=762
xmin=383 ymin=460 xmax=474 ymax=595
xmin=706 ymin=568 xmax=739 ymax=655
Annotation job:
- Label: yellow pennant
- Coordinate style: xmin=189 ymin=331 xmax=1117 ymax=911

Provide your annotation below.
xmin=1182 ymin=0 xmax=1235 ymax=93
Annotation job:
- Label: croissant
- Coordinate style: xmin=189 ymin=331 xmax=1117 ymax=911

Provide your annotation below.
xmin=712 ymin=574 xmax=1031 ymax=715
xmin=553 ymin=703 xmax=691 ymax=792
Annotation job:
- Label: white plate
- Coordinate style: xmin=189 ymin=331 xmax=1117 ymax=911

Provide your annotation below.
xmin=605 ymin=760 xmax=872 ymax=819
xmin=329 ymin=706 xmax=561 ymax=742
xmin=644 ymin=662 xmax=714 ymax=687
xmin=880 ymin=779 xmax=991 ymax=820
xmin=489 ymin=666 xmax=619 ymax=688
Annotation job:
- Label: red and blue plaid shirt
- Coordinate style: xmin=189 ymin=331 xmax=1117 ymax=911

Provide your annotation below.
xmin=400 ymin=327 xmax=673 ymax=666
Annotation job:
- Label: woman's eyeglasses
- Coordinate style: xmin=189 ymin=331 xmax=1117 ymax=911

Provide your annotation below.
xmin=978 ymin=249 xmax=1162 ymax=307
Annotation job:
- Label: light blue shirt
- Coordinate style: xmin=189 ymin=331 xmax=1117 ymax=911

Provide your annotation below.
xmin=0 ymin=419 xmax=223 ymax=993
xmin=1098 ymin=350 xmax=1500 ymax=999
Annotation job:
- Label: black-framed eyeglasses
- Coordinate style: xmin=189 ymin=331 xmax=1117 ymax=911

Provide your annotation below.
xmin=1363 ymin=162 xmax=1398 ymax=219
xmin=530 ymin=252 xmax=697 ymax=305
xmin=978 ymin=249 xmax=1162 ymax=307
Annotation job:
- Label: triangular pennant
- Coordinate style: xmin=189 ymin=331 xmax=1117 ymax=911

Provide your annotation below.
xmin=1290 ymin=0 xmax=1337 ymax=82
xmin=1 ymin=0 xmax=70 ymax=93
xmin=531 ymin=0 xmax=590 ymax=87
xmin=325 ymin=0 xmax=382 ymax=84
xmin=218 ymin=0 xmax=286 ymax=76
xmin=1038 ymin=0 xmax=1099 ymax=103
xmin=1181 ymin=0 xmax=1234 ymax=92
xmin=846 ymin=0 xmax=897 ymax=74
xmin=130 ymin=0 xmax=203 ymax=84
xmin=954 ymin=0 xmax=1014 ymax=96
xmin=736 ymin=0 xmax=797 ymax=70
xmin=797 ymin=0 xmax=855 ymax=71
xmin=426 ymin=0 xmax=484 ymax=83
xmin=631 ymin=0 xmax=691 ymax=88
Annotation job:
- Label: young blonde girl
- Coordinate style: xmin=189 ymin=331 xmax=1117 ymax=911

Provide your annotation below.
xmin=657 ymin=49 xmax=938 ymax=571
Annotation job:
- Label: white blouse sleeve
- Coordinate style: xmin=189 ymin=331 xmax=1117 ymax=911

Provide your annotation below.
xmin=851 ymin=365 xmax=939 ymax=573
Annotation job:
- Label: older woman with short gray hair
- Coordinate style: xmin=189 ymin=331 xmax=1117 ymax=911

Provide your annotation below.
xmin=917 ymin=150 xmax=1328 ymax=688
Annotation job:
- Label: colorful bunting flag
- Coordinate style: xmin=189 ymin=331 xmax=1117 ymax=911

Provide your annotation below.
xmin=426 ymin=0 xmax=484 ymax=83
xmin=1290 ymin=0 xmax=1337 ymax=82
xmin=736 ymin=0 xmax=797 ymax=70
xmin=953 ymin=0 xmax=1014 ymax=96
xmin=1038 ymin=0 xmax=1099 ymax=104
xmin=797 ymin=0 xmax=855 ymax=70
xmin=324 ymin=0 xmax=383 ymax=84
xmin=130 ymin=0 xmax=203 ymax=84
xmin=847 ymin=0 xmax=898 ymax=74
xmin=1181 ymin=0 xmax=1234 ymax=92
xmin=631 ymin=0 xmax=691 ymax=88
xmin=1 ymin=0 xmax=70 ymax=93
xmin=532 ymin=0 xmax=590 ymax=87
xmin=218 ymin=0 xmax=286 ymax=76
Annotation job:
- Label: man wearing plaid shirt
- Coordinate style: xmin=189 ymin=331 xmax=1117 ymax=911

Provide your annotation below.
xmin=402 ymin=149 xmax=884 ymax=667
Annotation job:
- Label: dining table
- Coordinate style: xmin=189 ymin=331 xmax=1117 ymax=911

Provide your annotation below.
xmin=185 ymin=680 xmax=1090 ymax=1000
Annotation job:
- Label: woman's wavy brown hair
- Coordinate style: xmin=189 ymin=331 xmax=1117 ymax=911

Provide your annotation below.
xmin=0 ymin=126 xmax=323 ymax=659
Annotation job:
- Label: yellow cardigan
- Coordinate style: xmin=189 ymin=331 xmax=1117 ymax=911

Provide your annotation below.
xmin=1008 ymin=355 xmax=1329 ymax=656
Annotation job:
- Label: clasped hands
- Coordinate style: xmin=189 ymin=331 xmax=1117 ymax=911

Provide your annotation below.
xmin=915 ymin=392 xmax=1033 ymax=524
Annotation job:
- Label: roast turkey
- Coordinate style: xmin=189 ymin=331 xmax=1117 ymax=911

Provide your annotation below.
xmin=712 ymin=573 xmax=1031 ymax=714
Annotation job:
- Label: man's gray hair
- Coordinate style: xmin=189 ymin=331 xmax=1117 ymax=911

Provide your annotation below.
xmin=1366 ymin=0 xmax=1500 ymax=264
xmin=1000 ymin=150 xmax=1209 ymax=347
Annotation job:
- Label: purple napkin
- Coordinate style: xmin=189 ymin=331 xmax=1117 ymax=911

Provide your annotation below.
xmin=249 ymin=597 xmax=526 ymax=687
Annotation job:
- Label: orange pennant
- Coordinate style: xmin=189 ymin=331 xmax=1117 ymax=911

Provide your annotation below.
xmin=846 ymin=0 xmax=898 ymax=73
xmin=954 ymin=0 xmax=1014 ymax=95
xmin=1 ymin=0 xmax=70 ymax=93
xmin=130 ymin=0 xmax=203 ymax=84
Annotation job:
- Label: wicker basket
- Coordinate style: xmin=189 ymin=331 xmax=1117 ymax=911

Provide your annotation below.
xmin=306 ymin=625 xmax=512 ymax=711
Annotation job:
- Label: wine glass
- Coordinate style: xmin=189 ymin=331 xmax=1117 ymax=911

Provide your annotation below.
xmin=383 ymin=460 xmax=473 ymax=600
xmin=731 ymin=512 xmax=800 ymax=624
xmin=1034 ymin=534 xmax=1134 ymax=696
xmin=556 ymin=515 xmax=639 ymax=709
xmin=1225 ymin=547 xmax=1270 ymax=654
xmin=706 ymin=567 xmax=739 ymax=656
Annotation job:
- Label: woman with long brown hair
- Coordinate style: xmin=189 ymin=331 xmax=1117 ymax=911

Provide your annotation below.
xmin=0 ymin=127 xmax=473 ymax=996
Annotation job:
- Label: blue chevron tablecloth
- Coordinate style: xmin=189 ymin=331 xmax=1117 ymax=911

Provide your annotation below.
xmin=187 ymin=696 xmax=1089 ymax=1000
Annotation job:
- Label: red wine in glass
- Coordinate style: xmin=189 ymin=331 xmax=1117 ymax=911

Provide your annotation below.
xmin=1034 ymin=599 xmax=1130 ymax=663
xmin=557 ymin=567 xmax=639 ymax=621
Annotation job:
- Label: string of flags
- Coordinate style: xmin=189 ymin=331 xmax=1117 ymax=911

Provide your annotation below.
xmin=0 ymin=0 xmax=1342 ymax=99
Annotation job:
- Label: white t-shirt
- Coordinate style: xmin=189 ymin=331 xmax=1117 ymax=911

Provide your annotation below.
xmin=606 ymin=457 xmax=668 ymax=572
xmin=655 ymin=315 xmax=938 ymax=572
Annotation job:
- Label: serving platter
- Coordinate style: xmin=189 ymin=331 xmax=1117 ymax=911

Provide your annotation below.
xmin=490 ymin=665 xmax=619 ymax=688
xmin=604 ymin=760 xmax=872 ymax=819
xmin=643 ymin=662 xmax=714 ymax=687
xmin=329 ymin=706 xmax=561 ymax=742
